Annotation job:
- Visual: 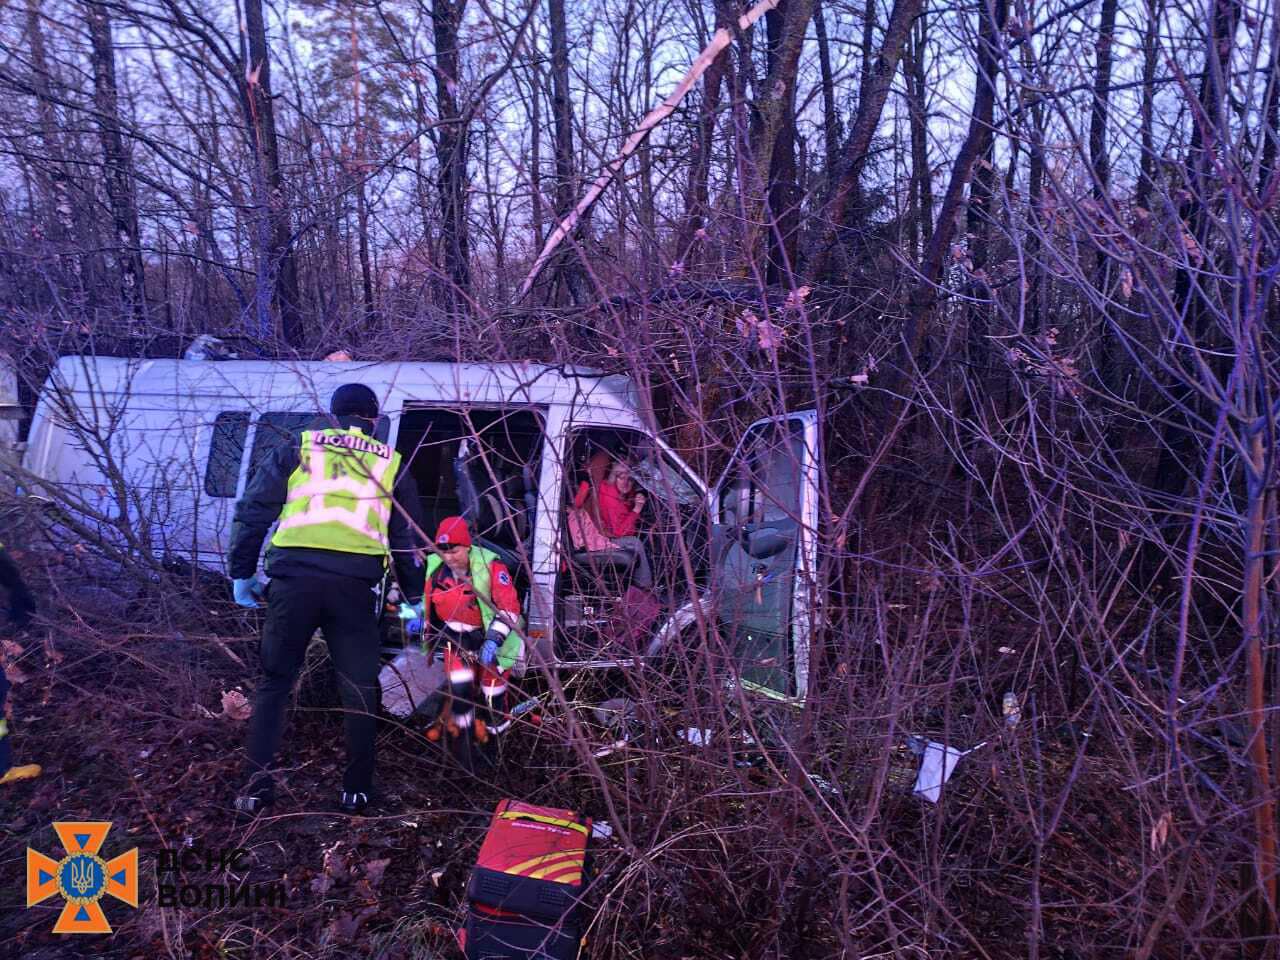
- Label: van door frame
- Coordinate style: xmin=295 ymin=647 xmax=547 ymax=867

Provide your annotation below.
xmin=707 ymin=410 xmax=821 ymax=703
xmin=545 ymin=411 xmax=708 ymax=670
xmin=393 ymin=401 xmax=552 ymax=656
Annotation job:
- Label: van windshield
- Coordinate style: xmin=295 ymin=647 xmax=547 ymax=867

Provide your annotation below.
xmin=628 ymin=441 xmax=701 ymax=506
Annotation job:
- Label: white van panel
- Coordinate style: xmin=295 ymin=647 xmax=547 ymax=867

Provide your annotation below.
xmin=22 ymin=357 xmax=650 ymax=580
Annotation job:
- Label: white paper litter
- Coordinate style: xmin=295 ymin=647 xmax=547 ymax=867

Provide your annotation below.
xmin=681 ymin=728 xmax=712 ymax=747
xmin=591 ymin=821 xmax=614 ymax=839
xmin=909 ymin=738 xmax=985 ymax=803
xmin=593 ymin=739 xmax=630 ymax=759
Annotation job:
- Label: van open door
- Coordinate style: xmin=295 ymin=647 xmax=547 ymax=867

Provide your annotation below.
xmin=709 ymin=411 xmax=820 ymax=701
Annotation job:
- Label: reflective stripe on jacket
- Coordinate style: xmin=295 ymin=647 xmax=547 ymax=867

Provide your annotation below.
xmin=426 ymin=547 xmax=522 ymax=668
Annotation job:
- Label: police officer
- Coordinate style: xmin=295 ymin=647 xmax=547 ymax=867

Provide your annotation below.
xmin=229 ymin=384 xmax=426 ymax=815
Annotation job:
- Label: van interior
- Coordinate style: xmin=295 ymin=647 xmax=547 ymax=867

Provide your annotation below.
xmin=555 ymin=427 xmax=706 ymax=661
xmin=395 ymin=407 xmax=544 ymax=592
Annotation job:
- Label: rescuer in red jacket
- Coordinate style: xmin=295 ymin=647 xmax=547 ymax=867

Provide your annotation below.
xmin=403 ymin=517 xmax=522 ymax=755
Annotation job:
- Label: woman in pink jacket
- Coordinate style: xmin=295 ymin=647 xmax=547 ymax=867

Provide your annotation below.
xmin=572 ymin=459 xmax=653 ymax=589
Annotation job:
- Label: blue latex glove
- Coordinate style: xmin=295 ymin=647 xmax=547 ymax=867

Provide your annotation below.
xmin=233 ymin=576 xmax=263 ymax=608
xmin=480 ymin=638 xmax=500 ymax=667
xmin=399 ymin=600 xmax=426 ymax=636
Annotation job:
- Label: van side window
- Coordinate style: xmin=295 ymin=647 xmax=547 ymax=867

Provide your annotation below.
xmin=248 ymin=412 xmax=322 ymax=479
xmin=204 ymin=411 xmax=250 ymax=498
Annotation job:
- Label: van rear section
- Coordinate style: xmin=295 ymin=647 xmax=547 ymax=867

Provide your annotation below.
xmin=21 ymin=357 xmax=232 ymax=568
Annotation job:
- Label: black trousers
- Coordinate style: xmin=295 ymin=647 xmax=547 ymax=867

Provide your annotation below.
xmin=0 ymin=666 xmax=10 ymax=775
xmin=245 ymin=575 xmax=380 ymax=795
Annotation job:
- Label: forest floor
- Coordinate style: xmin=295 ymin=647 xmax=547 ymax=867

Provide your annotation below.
xmin=0 ymin=557 xmax=1227 ymax=959
xmin=0 ymin=598 xmax=645 ymax=960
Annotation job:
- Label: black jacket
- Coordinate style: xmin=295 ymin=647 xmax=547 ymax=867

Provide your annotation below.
xmin=0 ymin=546 xmax=35 ymax=627
xmin=227 ymin=415 xmax=427 ymax=602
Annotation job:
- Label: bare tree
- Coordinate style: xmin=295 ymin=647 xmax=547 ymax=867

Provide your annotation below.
xmin=902 ymin=8 xmax=931 ymax=259
xmin=896 ymin=0 xmax=1006 ymax=392
xmin=241 ymin=0 xmax=304 ymax=345
xmin=812 ymin=0 xmax=839 ymax=178
xmin=431 ymin=0 xmax=472 ymax=317
xmin=85 ymin=1 xmax=147 ymax=326
xmin=806 ymin=0 xmax=923 ymax=280
xmin=675 ymin=0 xmax=727 ymax=271
xmin=1087 ymin=0 xmax=1118 ymax=387
xmin=741 ymin=0 xmax=813 ymax=278
xmin=546 ymin=0 xmax=583 ymax=304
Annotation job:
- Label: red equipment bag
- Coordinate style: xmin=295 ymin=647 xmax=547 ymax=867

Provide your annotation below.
xmin=466 ymin=800 xmax=592 ymax=923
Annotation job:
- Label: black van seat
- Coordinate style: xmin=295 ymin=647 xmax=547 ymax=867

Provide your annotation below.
xmin=474 ymin=536 xmax=521 ymax=576
xmin=569 ymin=547 xmax=635 ymax=595
xmin=560 ymin=549 xmax=634 ymax=631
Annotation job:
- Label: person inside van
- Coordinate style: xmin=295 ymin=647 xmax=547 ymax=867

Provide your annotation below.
xmin=569 ymin=455 xmax=653 ymax=590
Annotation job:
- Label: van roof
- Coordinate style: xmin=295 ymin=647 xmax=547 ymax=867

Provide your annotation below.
xmin=45 ymin=356 xmax=642 ymax=414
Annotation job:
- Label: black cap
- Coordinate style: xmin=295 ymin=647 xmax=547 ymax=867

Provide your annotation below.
xmin=330 ymin=383 xmax=379 ymax=419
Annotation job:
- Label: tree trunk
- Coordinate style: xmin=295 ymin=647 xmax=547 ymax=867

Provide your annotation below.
xmin=350 ymin=8 xmax=376 ymax=330
xmin=1135 ymin=0 xmax=1164 ymax=211
xmin=1148 ymin=0 xmax=1241 ymax=506
xmin=547 ymin=0 xmax=583 ymax=304
xmin=963 ymin=135 xmax=996 ymax=374
xmin=482 ymin=124 xmax=508 ymax=302
xmin=1260 ymin=0 xmax=1280 ymax=192
xmin=903 ymin=12 xmax=932 ymax=260
xmin=1087 ymin=0 xmax=1117 ymax=197
xmin=676 ymin=7 xmax=727 ymax=269
xmin=896 ymin=0 xmax=1008 ymax=391
xmin=1017 ymin=40 xmax=1047 ymax=336
xmin=432 ymin=0 xmax=472 ymax=317
xmin=814 ymin=0 xmax=839 ymax=178
xmin=241 ymin=0 xmax=304 ymax=346
xmin=764 ymin=3 xmax=802 ymax=284
xmin=806 ymin=0 xmax=923 ymax=279
xmin=638 ymin=29 xmax=659 ymax=284
xmin=1243 ymin=429 xmax=1278 ymax=928
xmin=86 ymin=1 xmax=147 ymax=327
xmin=528 ymin=54 xmax=545 ymax=249
xmin=26 ymin=0 xmax=93 ymax=302
xmin=1088 ymin=0 xmax=1119 ymax=388
xmin=859 ymin=0 xmax=877 ymax=96
xmin=741 ymin=0 xmax=814 ymax=277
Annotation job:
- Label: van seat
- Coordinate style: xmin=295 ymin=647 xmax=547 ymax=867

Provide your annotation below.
xmin=568 ymin=548 xmax=634 ymax=595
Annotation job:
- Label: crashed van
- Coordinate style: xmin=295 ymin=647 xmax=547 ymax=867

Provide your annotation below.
xmin=19 ymin=356 xmax=821 ymax=700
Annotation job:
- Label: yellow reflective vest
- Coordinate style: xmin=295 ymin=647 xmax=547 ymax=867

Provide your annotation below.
xmin=271 ymin=428 xmax=401 ymax=556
